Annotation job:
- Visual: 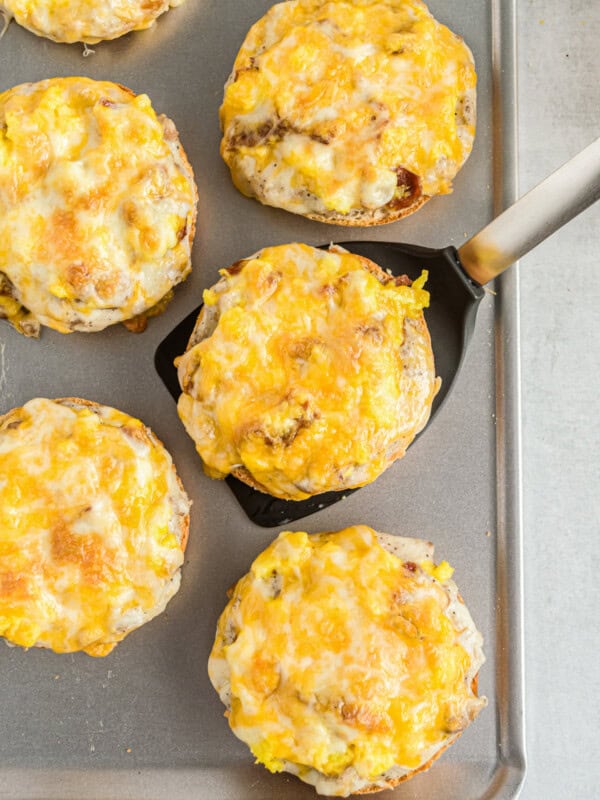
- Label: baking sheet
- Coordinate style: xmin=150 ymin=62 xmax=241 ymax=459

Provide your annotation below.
xmin=0 ymin=1 xmax=526 ymax=798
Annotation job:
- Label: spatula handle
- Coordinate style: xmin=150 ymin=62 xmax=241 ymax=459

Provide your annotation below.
xmin=458 ymin=136 xmax=600 ymax=285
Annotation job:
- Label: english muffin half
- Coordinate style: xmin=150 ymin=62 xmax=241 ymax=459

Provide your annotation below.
xmin=220 ymin=0 xmax=476 ymax=225
xmin=0 ymin=77 xmax=198 ymax=337
xmin=0 ymin=397 xmax=191 ymax=656
xmin=0 ymin=0 xmax=185 ymax=44
xmin=209 ymin=525 xmax=486 ymax=796
xmin=176 ymin=243 xmax=440 ymax=500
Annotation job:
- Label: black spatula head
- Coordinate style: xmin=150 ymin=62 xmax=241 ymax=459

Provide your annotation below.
xmin=155 ymin=241 xmax=483 ymax=527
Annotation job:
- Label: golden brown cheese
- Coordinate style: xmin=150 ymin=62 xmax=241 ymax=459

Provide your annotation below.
xmin=208 ymin=526 xmax=486 ymax=796
xmin=0 ymin=398 xmax=190 ymax=656
xmin=0 ymin=77 xmax=197 ymax=336
xmin=176 ymin=243 xmax=438 ymax=499
xmin=221 ymin=0 xmax=476 ymax=222
xmin=0 ymin=0 xmax=185 ymax=44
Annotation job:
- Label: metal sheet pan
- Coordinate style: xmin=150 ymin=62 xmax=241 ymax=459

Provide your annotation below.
xmin=0 ymin=1 xmax=526 ymax=797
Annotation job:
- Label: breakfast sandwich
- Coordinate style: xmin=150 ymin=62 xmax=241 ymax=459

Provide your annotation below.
xmin=0 ymin=0 xmax=185 ymax=44
xmin=209 ymin=525 xmax=487 ymax=796
xmin=0 ymin=77 xmax=197 ymax=337
xmin=176 ymin=242 xmax=440 ymax=500
xmin=0 ymin=397 xmax=191 ymax=656
xmin=220 ymin=0 xmax=476 ymax=225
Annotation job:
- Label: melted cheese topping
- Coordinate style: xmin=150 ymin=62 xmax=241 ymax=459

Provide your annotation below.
xmin=0 ymin=77 xmax=196 ymax=335
xmin=0 ymin=398 xmax=189 ymax=656
xmin=177 ymin=243 xmax=437 ymax=500
xmin=209 ymin=526 xmax=485 ymax=792
xmin=1 ymin=0 xmax=185 ymax=44
xmin=221 ymin=0 xmax=476 ymax=219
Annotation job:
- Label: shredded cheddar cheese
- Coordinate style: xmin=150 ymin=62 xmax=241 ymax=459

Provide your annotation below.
xmin=221 ymin=0 xmax=476 ymax=220
xmin=0 ymin=398 xmax=189 ymax=656
xmin=177 ymin=243 xmax=437 ymax=499
xmin=420 ymin=558 xmax=454 ymax=582
xmin=208 ymin=526 xmax=486 ymax=795
xmin=0 ymin=77 xmax=196 ymax=335
xmin=0 ymin=0 xmax=186 ymax=44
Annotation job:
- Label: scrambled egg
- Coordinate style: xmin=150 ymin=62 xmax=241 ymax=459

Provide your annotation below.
xmin=0 ymin=398 xmax=190 ymax=656
xmin=221 ymin=0 xmax=476 ymax=221
xmin=1 ymin=0 xmax=185 ymax=44
xmin=177 ymin=243 xmax=437 ymax=500
xmin=0 ymin=77 xmax=196 ymax=336
xmin=208 ymin=526 xmax=486 ymax=794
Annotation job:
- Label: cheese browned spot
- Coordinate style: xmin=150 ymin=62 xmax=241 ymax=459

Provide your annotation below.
xmin=0 ymin=398 xmax=191 ymax=656
xmin=176 ymin=243 xmax=439 ymax=500
xmin=0 ymin=77 xmax=197 ymax=336
xmin=208 ymin=526 xmax=486 ymax=796
xmin=0 ymin=0 xmax=186 ymax=44
xmin=220 ymin=0 xmax=476 ymax=224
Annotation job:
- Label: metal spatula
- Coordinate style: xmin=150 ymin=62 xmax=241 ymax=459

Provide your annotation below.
xmin=155 ymin=137 xmax=600 ymax=527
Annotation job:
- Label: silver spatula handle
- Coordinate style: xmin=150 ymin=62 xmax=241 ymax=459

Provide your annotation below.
xmin=458 ymin=137 xmax=600 ymax=285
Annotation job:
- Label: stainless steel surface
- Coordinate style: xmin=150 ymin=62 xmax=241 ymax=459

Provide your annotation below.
xmin=0 ymin=2 xmax=525 ymax=798
xmin=458 ymin=137 xmax=600 ymax=285
xmin=517 ymin=3 xmax=600 ymax=799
